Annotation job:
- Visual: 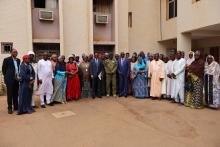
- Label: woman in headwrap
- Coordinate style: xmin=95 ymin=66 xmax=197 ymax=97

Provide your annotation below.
xmin=66 ymin=55 xmax=81 ymax=100
xmin=204 ymin=55 xmax=220 ymax=109
xmin=80 ymin=55 xmax=91 ymax=98
xmin=185 ymin=51 xmax=205 ymax=109
xmin=51 ymin=55 xmax=67 ymax=104
xmin=186 ymin=51 xmax=195 ymax=66
xmin=130 ymin=55 xmax=137 ymax=95
xmin=17 ymin=55 xmax=35 ymax=115
xmin=132 ymin=56 xmax=148 ymax=98
xmin=185 ymin=51 xmax=195 ymax=105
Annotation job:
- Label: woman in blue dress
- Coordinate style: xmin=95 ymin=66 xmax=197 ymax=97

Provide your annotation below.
xmin=132 ymin=56 xmax=148 ymax=98
xmin=51 ymin=55 xmax=67 ymax=104
xmin=17 ymin=55 xmax=35 ymax=115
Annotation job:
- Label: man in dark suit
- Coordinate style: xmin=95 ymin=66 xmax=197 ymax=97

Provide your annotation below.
xmin=2 ymin=49 xmax=20 ymax=114
xmin=90 ymin=53 xmax=103 ymax=99
xmin=118 ymin=52 xmax=130 ymax=97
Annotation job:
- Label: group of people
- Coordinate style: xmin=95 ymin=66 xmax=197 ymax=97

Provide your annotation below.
xmin=2 ymin=48 xmax=220 ymax=115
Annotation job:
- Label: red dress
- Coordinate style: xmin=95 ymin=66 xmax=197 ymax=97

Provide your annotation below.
xmin=66 ymin=63 xmax=81 ymax=100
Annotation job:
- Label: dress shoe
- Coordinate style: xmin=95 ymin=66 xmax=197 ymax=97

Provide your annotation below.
xmin=41 ymin=105 xmax=46 ymax=108
xmin=8 ymin=109 xmax=13 ymax=114
xmin=33 ymin=106 xmax=39 ymax=109
xmin=17 ymin=112 xmax=22 ymax=115
xmin=48 ymin=103 xmax=54 ymax=106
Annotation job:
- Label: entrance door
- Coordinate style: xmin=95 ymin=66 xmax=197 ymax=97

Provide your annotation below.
xmin=33 ymin=43 xmax=60 ymax=61
xmin=94 ymin=45 xmax=115 ymax=55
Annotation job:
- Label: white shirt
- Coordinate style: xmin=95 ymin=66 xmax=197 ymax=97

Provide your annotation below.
xmin=37 ymin=59 xmax=53 ymax=80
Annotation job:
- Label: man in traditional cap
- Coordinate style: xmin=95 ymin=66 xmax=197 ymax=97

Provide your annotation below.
xmin=37 ymin=52 xmax=54 ymax=108
xmin=28 ymin=51 xmax=38 ymax=108
xmin=17 ymin=54 xmax=35 ymax=115
xmin=148 ymin=53 xmax=165 ymax=100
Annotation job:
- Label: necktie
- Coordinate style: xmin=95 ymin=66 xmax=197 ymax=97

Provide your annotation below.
xmin=95 ymin=59 xmax=98 ymax=72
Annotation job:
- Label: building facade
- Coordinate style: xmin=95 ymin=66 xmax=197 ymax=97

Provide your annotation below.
xmin=0 ymin=0 xmax=220 ymax=65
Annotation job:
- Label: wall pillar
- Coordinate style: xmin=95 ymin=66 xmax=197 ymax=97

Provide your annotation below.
xmin=26 ymin=0 xmax=33 ymax=51
xmin=59 ymin=0 xmax=64 ymax=55
xmin=88 ymin=0 xmax=94 ymax=54
xmin=114 ymin=0 xmax=119 ymax=54
xmin=177 ymin=33 xmax=192 ymax=53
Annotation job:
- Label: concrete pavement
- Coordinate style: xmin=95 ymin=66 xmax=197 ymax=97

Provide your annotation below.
xmin=0 ymin=96 xmax=220 ymax=147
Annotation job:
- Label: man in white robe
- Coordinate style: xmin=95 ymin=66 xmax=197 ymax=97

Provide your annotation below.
xmin=148 ymin=53 xmax=165 ymax=99
xmin=37 ymin=52 xmax=54 ymax=108
xmin=161 ymin=56 xmax=168 ymax=98
xmin=171 ymin=51 xmax=186 ymax=104
xmin=166 ymin=55 xmax=175 ymax=99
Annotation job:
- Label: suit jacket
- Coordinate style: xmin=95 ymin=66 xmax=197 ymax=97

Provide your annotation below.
xmin=2 ymin=56 xmax=20 ymax=84
xmin=89 ymin=58 xmax=103 ymax=77
xmin=117 ymin=58 xmax=130 ymax=77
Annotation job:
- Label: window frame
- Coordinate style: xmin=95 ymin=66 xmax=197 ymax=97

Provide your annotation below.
xmin=1 ymin=42 xmax=13 ymax=54
xmin=128 ymin=12 xmax=133 ymax=28
xmin=167 ymin=0 xmax=177 ymax=20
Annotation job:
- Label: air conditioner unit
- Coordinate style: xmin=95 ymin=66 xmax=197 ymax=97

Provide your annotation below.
xmin=96 ymin=14 xmax=108 ymax=24
xmin=39 ymin=10 xmax=54 ymax=21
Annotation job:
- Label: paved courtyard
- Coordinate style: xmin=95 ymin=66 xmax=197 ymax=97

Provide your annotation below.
xmin=0 ymin=96 xmax=220 ymax=147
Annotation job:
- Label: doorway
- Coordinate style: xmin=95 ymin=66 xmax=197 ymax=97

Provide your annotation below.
xmin=33 ymin=43 xmax=60 ymax=61
xmin=210 ymin=47 xmax=219 ymax=63
xmin=94 ymin=45 xmax=115 ymax=54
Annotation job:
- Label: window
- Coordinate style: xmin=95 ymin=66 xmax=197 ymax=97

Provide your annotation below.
xmin=34 ymin=0 xmax=58 ymax=9
xmin=34 ymin=0 xmax=46 ymax=8
xmin=192 ymin=0 xmax=200 ymax=3
xmin=168 ymin=0 xmax=177 ymax=19
xmin=1 ymin=42 xmax=13 ymax=54
xmin=128 ymin=12 xmax=132 ymax=28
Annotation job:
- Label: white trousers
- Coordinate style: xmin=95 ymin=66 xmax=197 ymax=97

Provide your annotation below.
xmin=172 ymin=78 xmax=185 ymax=103
xmin=40 ymin=94 xmax=52 ymax=105
xmin=32 ymin=97 xmax=35 ymax=106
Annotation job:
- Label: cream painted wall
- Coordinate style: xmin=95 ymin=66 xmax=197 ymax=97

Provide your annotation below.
xmin=178 ymin=0 xmax=220 ymax=33
xmin=0 ymin=0 xmax=32 ymax=66
xmin=117 ymin=0 xmax=129 ymax=53
xmin=1 ymin=0 xmax=220 ymax=62
xmin=128 ymin=0 xmax=164 ymax=54
xmin=62 ymin=0 xmax=90 ymax=56
xmin=160 ymin=0 xmax=177 ymax=40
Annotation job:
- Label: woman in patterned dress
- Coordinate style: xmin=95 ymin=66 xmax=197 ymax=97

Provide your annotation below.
xmin=185 ymin=51 xmax=205 ymax=109
xmin=79 ymin=55 xmax=91 ymax=98
xmin=204 ymin=55 xmax=220 ymax=109
xmin=132 ymin=56 xmax=148 ymax=98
